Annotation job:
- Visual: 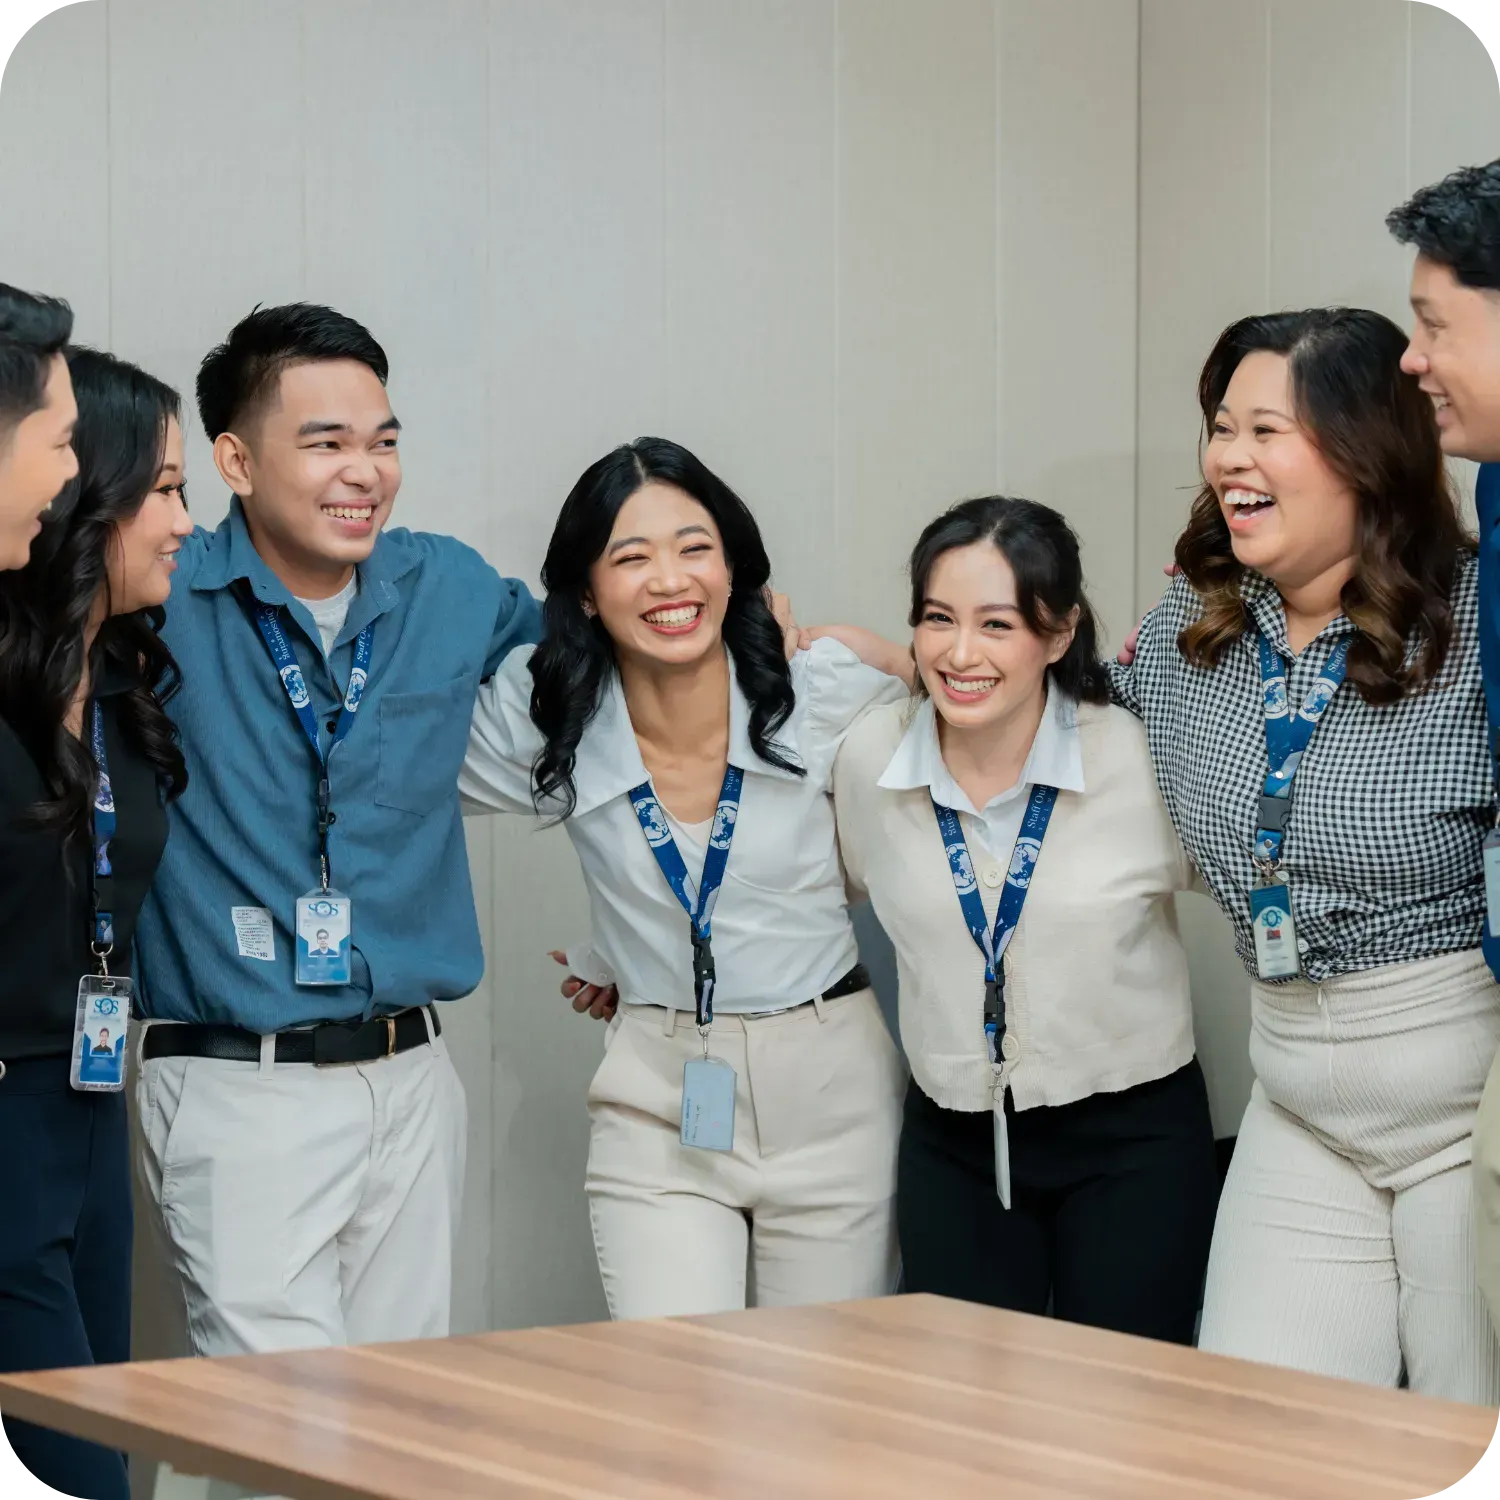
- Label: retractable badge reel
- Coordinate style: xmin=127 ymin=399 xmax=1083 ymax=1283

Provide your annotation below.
xmin=72 ymin=705 xmax=129 ymax=1093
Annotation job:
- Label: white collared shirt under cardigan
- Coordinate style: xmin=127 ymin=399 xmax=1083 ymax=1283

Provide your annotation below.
xmin=833 ymin=688 xmax=1198 ymax=1116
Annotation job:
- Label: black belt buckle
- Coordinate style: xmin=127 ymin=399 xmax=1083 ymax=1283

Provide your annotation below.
xmin=312 ymin=1019 xmax=368 ymax=1067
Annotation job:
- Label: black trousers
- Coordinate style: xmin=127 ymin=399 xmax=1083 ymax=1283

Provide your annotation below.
xmin=0 ymin=1056 xmax=132 ymax=1500
xmin=898 ymin=1059 xmax=1219 ymax=1345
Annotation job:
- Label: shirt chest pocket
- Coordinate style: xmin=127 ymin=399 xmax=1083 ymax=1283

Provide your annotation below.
xmin=374 ymin=672 xmax=480 ymax=818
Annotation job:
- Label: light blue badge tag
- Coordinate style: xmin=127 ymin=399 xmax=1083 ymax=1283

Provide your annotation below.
xmin=1484 ymin=829 xmax=1500 ymax=937
xmin=1250 ymin=880 xmax=1300 ymax=980
xmin=681 ymin=1056 xmax=736 ymax=1152
xmin=295 ymin=889 xmax=352 ymax=986
xmin=71 ymin=975 xmax=130 ymax=1093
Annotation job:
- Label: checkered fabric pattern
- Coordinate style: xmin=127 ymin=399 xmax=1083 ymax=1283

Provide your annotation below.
xmin=1108 ymin=552 xmax=1490 ymax=981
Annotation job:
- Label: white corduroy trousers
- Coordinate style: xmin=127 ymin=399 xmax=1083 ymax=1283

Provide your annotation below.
xmin=1198 ymin=948 xmax=1500 ymax=1404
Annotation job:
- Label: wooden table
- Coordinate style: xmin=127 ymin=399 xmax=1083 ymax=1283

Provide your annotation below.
xmin=0 ymin=1295 xmax=1493 ymax=1499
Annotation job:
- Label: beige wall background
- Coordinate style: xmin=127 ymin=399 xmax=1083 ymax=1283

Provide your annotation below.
xmin=1 ymin=0 xmax=1497 ymax=1455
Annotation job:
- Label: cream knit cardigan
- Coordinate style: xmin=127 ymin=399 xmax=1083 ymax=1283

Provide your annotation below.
xmin=833 ymin=697 xmax=1197 ymax=1114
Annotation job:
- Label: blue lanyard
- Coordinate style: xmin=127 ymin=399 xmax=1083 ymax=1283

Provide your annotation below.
xmin=89 ymin=702 xmax=116 ymax=952
xmin=252 ymin=603 xmax=374 ymax=890
xmin=933 ymin=783 xmax=1058 ymax=1064
xmin=1254 ymin=634 xmax=1349 ymax=867
xmin=627 ymin=765 xmax=744 ymax=1030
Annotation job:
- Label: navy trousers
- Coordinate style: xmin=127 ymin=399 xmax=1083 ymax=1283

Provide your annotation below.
xmin=0 ymin=1055 xmax=131 ymax=1500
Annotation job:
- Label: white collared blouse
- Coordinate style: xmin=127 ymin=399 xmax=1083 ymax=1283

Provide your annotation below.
xmin=460 ymin=638 xmax=906 ymax=1012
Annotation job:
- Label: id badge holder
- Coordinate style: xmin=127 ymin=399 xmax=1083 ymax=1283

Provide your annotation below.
xmin=1484 ymin=828 xmax=1500 ymax=938
xmin=992 ymin=1094 xmax=1012 ymax=1209
xmin=71 ymin=974 xmax=132 ymax=1092
xmin=295 ymin=889 xmax=352 ymax=986
xmin=1251 ymin=879 xmax=1301 ymax=980
xmin=681 ymin=1055 xmax=736 ymax=1151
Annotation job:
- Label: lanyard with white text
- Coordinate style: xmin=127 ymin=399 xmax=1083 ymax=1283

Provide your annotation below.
xmin=1249 ymin=634 xmax=1349 ymax=979
xmin=253 ymin=603 xmax=374 ymax=892
xmin=89 ymin=701 xmax=116 ymax=962
xmin=627 ymin=765 xmax=744 ymax=1036
xmin=933 ymin=784 xmax=1057 ymax=1058
xmin=934 ymin=784 xmax=1057 ymax=1209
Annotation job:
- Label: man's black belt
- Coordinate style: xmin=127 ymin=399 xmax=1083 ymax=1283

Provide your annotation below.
xmin=141 ymin=1005 xmax=441 ymax=1066
xmin=820 ymin=963 xmax=870 ymax=1002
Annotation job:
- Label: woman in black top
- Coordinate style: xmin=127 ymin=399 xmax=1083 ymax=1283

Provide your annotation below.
xmin=0 ymin=349 xmax=190 ymax=1500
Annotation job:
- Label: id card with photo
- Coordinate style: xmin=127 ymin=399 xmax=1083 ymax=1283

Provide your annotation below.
xmin=1251 ymin=880 xmax=1301 ymax=980
xmin=681 ymin=1056 xmax=736 ymax=1152
xmin=295 ymin=890 xmax=352 ymax=986
xmin=71 ymin=975 xmax=131 ymax=1092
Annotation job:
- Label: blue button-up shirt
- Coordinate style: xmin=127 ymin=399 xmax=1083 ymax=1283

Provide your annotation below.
xmin=134 ymin=499 xmax=542 ymax=1031
xmin=1476 ymin=462 xmax=1500 ymax=980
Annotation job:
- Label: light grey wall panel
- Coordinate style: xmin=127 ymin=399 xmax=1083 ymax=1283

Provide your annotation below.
xmin=663 ymin=0 xmax=837 ymax=618
xmin=835 ymin=0 xmax=998 ymax=637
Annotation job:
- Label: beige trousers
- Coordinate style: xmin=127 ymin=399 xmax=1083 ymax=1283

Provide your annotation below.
xmin=1198 ymin=949 xmax=1500 ymax=1403
xmin=133 ymin=1013 xmax=466 ymax=1356
xmin=586 ymin=988 xmax=905 ymax=1320
xmin=1473 ymin=1045 xmax=1500 ymax=1342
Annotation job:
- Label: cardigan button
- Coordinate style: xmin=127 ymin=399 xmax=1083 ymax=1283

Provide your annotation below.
xmin=1000 ymin=1034 xmax=1019 ymax=1060
xmin=982 ymin=868 xmax=1003 ymax=889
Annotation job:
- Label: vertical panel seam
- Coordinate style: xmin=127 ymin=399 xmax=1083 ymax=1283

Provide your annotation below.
xmin=661 ymin=0 xmax=670 ymax=427
xmin=833 ymin=0 xmax=842 ymax=615
xmin=1132 ymin=0 xmax=1144 ymax=618
xmin=1264 ymin=1 xmax=1273 ymax=309
xmin=1404 ymin=0 xmax=1413 ymax=196
xmin=104 ymin=0 xmax=113 ymax=346
xmin=993 ymin=0 xmax=1003 ymax=491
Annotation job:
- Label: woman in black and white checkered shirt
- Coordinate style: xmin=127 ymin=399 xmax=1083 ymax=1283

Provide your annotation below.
xmin=1111 ymin=307 xmax=1500 ymax=1403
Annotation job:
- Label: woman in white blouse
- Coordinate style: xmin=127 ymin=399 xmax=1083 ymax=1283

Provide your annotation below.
xmin=460 ymin=438 xmax=907 ymax=1320
xmin=829 ymin=496 xmax=1218 ymax=1343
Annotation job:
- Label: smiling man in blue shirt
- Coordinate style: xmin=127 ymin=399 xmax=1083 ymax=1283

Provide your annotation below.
xmin=132 ymin=304 xmax=541 ymax=1356
xmin=1389 ymin=161 xmax=1500 ymax=1342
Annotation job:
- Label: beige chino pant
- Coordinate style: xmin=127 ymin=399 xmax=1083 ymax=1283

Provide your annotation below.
xmin=132 ymin=1012 xmax=466 ymax=1357
xmin=1198 ymin=949 xmax=1500 ymax=1404
xmin=586 ymin=988 xmax=905 ymax=1320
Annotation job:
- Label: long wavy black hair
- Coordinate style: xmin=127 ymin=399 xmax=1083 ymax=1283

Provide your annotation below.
xmin=0 ymin=347 xmax=189 ymax=849
xmin=530 ymin=437 xmax=801 ymax=818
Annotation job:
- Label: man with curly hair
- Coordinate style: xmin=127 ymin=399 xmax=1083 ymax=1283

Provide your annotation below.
xmin=1389 ymin=158 xmax=1500 ymax=1339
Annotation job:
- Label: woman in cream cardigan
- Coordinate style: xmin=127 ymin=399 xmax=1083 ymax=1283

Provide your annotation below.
xmin=828 ymin=496 xmax=1218 ymax=1343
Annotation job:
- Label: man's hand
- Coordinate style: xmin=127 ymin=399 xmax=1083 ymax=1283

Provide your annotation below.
xmin=549 ymin=951 xmax=618 ymax=1022
xmin=1116 ymin=563 xmax=1178 ymax=667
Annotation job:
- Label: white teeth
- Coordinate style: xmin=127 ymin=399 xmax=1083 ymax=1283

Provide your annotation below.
xmin=327 ymin=505 xmax=374 ymax=520
xmin=944 ymin=674 xmax=998 ymax=693
xmin=644 ymin=605 xmax=700 ymax=626
xmin=1224 ymin=487 xmax=1274 ymax=508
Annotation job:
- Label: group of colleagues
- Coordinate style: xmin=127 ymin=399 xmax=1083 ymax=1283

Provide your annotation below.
xmin=6 ymin=155 xmax=1500 ymax=1498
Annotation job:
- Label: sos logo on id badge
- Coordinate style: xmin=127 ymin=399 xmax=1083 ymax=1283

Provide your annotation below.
xmin=71 ymin=975 xmax=131 ymax=1092
xmin=1250 ymin=881 xmax=1301 ymax=980
xmin=295 ymin=890 xmax=352 ymax=986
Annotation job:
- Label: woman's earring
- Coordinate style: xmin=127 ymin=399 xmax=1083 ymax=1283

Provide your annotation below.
xmin=582 ymin=600 xmax=597 ymax=619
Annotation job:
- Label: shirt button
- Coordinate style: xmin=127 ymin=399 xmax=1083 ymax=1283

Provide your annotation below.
xmin=325 ymin=716 xmax=339 ymax=732
xmin=1001 ymin=1035 xmax=1019 ymax=1060
xmin=982 ymin=868 xmax=1004 ymax=889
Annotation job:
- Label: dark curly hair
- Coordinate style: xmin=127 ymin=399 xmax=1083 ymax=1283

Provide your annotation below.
xmin=0 ymin=348 xmax=189 ymax=850
xmin=906 ymin=495 xmax=1110 ymax=704
xmin=1175 ymin=309 xmax=1468 ymax=704
xmin=1387 ymin=159 xmax=1500 ymax=291
xmin=530 ymin=438 xmax=802 ymax=819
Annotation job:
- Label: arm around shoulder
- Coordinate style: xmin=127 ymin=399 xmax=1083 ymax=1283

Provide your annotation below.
xmin=460 ymin=644 xmax=546 ymax=815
